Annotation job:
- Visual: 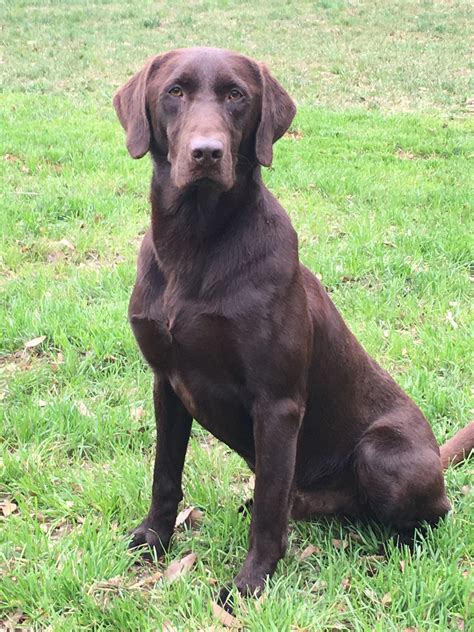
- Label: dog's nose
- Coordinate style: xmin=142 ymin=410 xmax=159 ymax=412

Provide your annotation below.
xmin=190 ymin=137 xmax=224 ymax=165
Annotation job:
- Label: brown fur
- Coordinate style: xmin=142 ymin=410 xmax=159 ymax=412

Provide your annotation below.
xmin=113 ymin=47 xmax=473 ymax=597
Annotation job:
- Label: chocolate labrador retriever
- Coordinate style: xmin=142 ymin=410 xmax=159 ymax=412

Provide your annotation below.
xmin=113 ymin=47 xmax=474 ymax=597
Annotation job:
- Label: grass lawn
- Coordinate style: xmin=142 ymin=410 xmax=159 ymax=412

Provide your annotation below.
xmin=1 ymin=1 xmax=473 ymax=630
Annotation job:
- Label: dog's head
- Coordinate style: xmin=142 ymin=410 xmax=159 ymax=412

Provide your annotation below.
xmin=113 ymin=47 xmax=296 ymax=191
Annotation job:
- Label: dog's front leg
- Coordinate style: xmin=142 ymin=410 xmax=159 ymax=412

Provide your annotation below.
xmin=234 ymin=397 xmax=303 ymax=596
xmin=129 ymin=374 xmax=192 ymax=559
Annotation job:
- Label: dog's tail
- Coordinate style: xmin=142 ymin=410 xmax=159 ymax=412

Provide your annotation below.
xmin=439 ymin=421 xmax=474 ymax=470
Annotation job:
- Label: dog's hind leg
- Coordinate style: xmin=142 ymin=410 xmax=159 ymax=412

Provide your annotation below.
xmin=290 ymin=484 xmax=362 ymax=521
xmin=354 ymin=409 xmax=451 ymax=532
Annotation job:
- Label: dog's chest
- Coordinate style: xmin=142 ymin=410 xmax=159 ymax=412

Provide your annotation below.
xmin=164 ymin=306 xmax=252 ymax=439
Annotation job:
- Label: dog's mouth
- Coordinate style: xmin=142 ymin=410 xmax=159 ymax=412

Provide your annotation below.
xmin=172 ymin=163 xmax=235 ymax=192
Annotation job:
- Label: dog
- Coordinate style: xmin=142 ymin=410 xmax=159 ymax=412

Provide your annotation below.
xmin=113 ymin=47 xmax=474 ymax=598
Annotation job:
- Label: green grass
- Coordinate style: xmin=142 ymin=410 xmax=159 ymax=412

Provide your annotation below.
xmin=1 ymin=1 xmax=473 ymax=630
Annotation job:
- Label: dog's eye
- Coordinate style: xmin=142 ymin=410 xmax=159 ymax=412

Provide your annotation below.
xmin=169 ymin=86 xmax=183 ymax=97
xmin=228 ymin=88 xmax=243 ymax=101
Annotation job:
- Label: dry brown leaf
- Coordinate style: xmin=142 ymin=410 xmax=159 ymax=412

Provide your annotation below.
xmin=284 ymin=129 xmax=304 ymax=139
xmin=341 ymin=577 xmax=351 ymax=590
xmin=348 ymin=531 xmax=363 ymax=542
xmin=58 ymin=238 xmax=75 ymax=251
xmin=1 ymin=499 xmax=18 ymax=517
xmin=164 ymin=552 xmax=197 ymax=583
xmin=3 ymin=609 xmax=29 ymax=629
xmin=175 ymin=506 xmax=194 ymax=527
xmin=399 ymin=560 xmax=406 ymax=573
xmin=37 ymin=515 xmax=72 ymax=539
xmin=24 ymin=335 xmax=46 ymax=349
xmin=129 ymin=570 xmax=163 ymax=589
xmin=210 ymin=600 xmax=242 ymax=629
xmin=299 ymin=544 xmax=321 ymax=560
xmin=77 ymin=401 xmax=91 ymax=417
xmin=88 ymin=575 xmax=124 ymax=594
xmin=188 ymin=508 xmax=204 ymax=527
xmin=364 ymin=587 xmax=378 ymax=603
xmin=446 ymin=310 xmax=458 ymax=329
xmin=381 ymin=592 xmax=392 ymax=606
xmin=88 ymin=575 xmax=125 ymax=609
xmin=402 ymin=628 xmax=419 ymax=632
xmin=453 ymin=617 xmax=465 ymax=631
xmin=363 ymin=554 xmax=385 ymax=563
xmin=131 ymin=406 xmax=145 ymax=421
xmin=47 ymin=251 xmax=65 ymax=264
xmin=161 ymin=622 xmax=178 ymax=632
xmin=175 ymin=506 xmax=204 ymax=529
xmin=332 ymin=538 xmax=348 ymax=550
xmin=310 ymin=579 xmax=327 ymax=593
xmin=51 ymin=352 xmax=64 ymax=371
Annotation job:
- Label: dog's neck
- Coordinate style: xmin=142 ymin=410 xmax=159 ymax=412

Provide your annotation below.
xmin=149 ymin=156 xmax=264 ymax=274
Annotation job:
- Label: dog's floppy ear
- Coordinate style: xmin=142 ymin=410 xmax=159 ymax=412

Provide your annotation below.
xmin=113 ymin=55 xmax=165 ymax=159
xmin=255 ymin=64 xmax=296 ymax=167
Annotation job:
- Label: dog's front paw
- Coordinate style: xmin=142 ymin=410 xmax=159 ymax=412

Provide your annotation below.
xmin=128 ymin=519 xmax=170 ymax=560
xmin=233 ymin=565 xmax=269 ymax=598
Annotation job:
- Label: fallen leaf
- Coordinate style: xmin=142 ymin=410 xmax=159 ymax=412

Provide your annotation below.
xmin=131 ymin=406 xmax=145 ymax=421
xmin=24 ymin=335 xmax=46 ymax=349
xmin=161 ymin=622 xmax=177 ymax=632
xmin=4 ymin=610 xmax=28 ymax=629
xmin=364 ymin=587 xmax=378 ymax=603
xmin=461 ymin=485 xmax=470 ymax=495
xmin=446 ymin=311 xmax=458 ymax=329
xmin=341 ymin=577 xmax=351 ymax=590
xmin=88 ymin=575 xmax=125 ymax=609
xmin=1 ymin=499 xmax=18 ymax=517
xmin=57 ymin=238 xmax=75 ymax=251
xmin=400 ymin=560 xmax=406 ymax=573
xmin=299 ymin=544 xmax=322 ymax=560
xmin=332 ymin=538 xmax=348 ymax=550
xmin=77 ymin=401 xmax=91 ymax=417
xmin=188 ymin=508 xmax=204 ymax=527
xmin=363 ymin=554 xmax=385 ymax=564
xmin=37 ymin=399 xmax=47 ymax=407
xmin=51 ymin=352 xmax=64 ymax=371
xmin=348 ymin=531 xmax=363 ymax=542
xmin=88 ymin=575 xmax=123 ymax=593
xmin=210 ymin=600 xmax=242 ymax=629
xmin=381 ymin=592 xmax=392 ymax=606
xmin=164 ymin=552 xmax=197 ymax=583
xmin=50 ymin=520 xmax=73 ymax=541
xmin=255 ymin=592 xmax=267 ymax=611
xmin=129 ymin=570 xmax=163 ymax=589
xmin=175 ymin=506 xmax=194 ymax=527
xmin=453 ymin=616 xmax=465 ymax=631
xmin=47 ymin=251 xmax=64 ymax=263
xmin=175 ymin=506 xmax=204 ymax=529
xmin=310 ymin=579 xmax=327 ymax=593
xmin=284 ymin=129 xmax=304 ymax=139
